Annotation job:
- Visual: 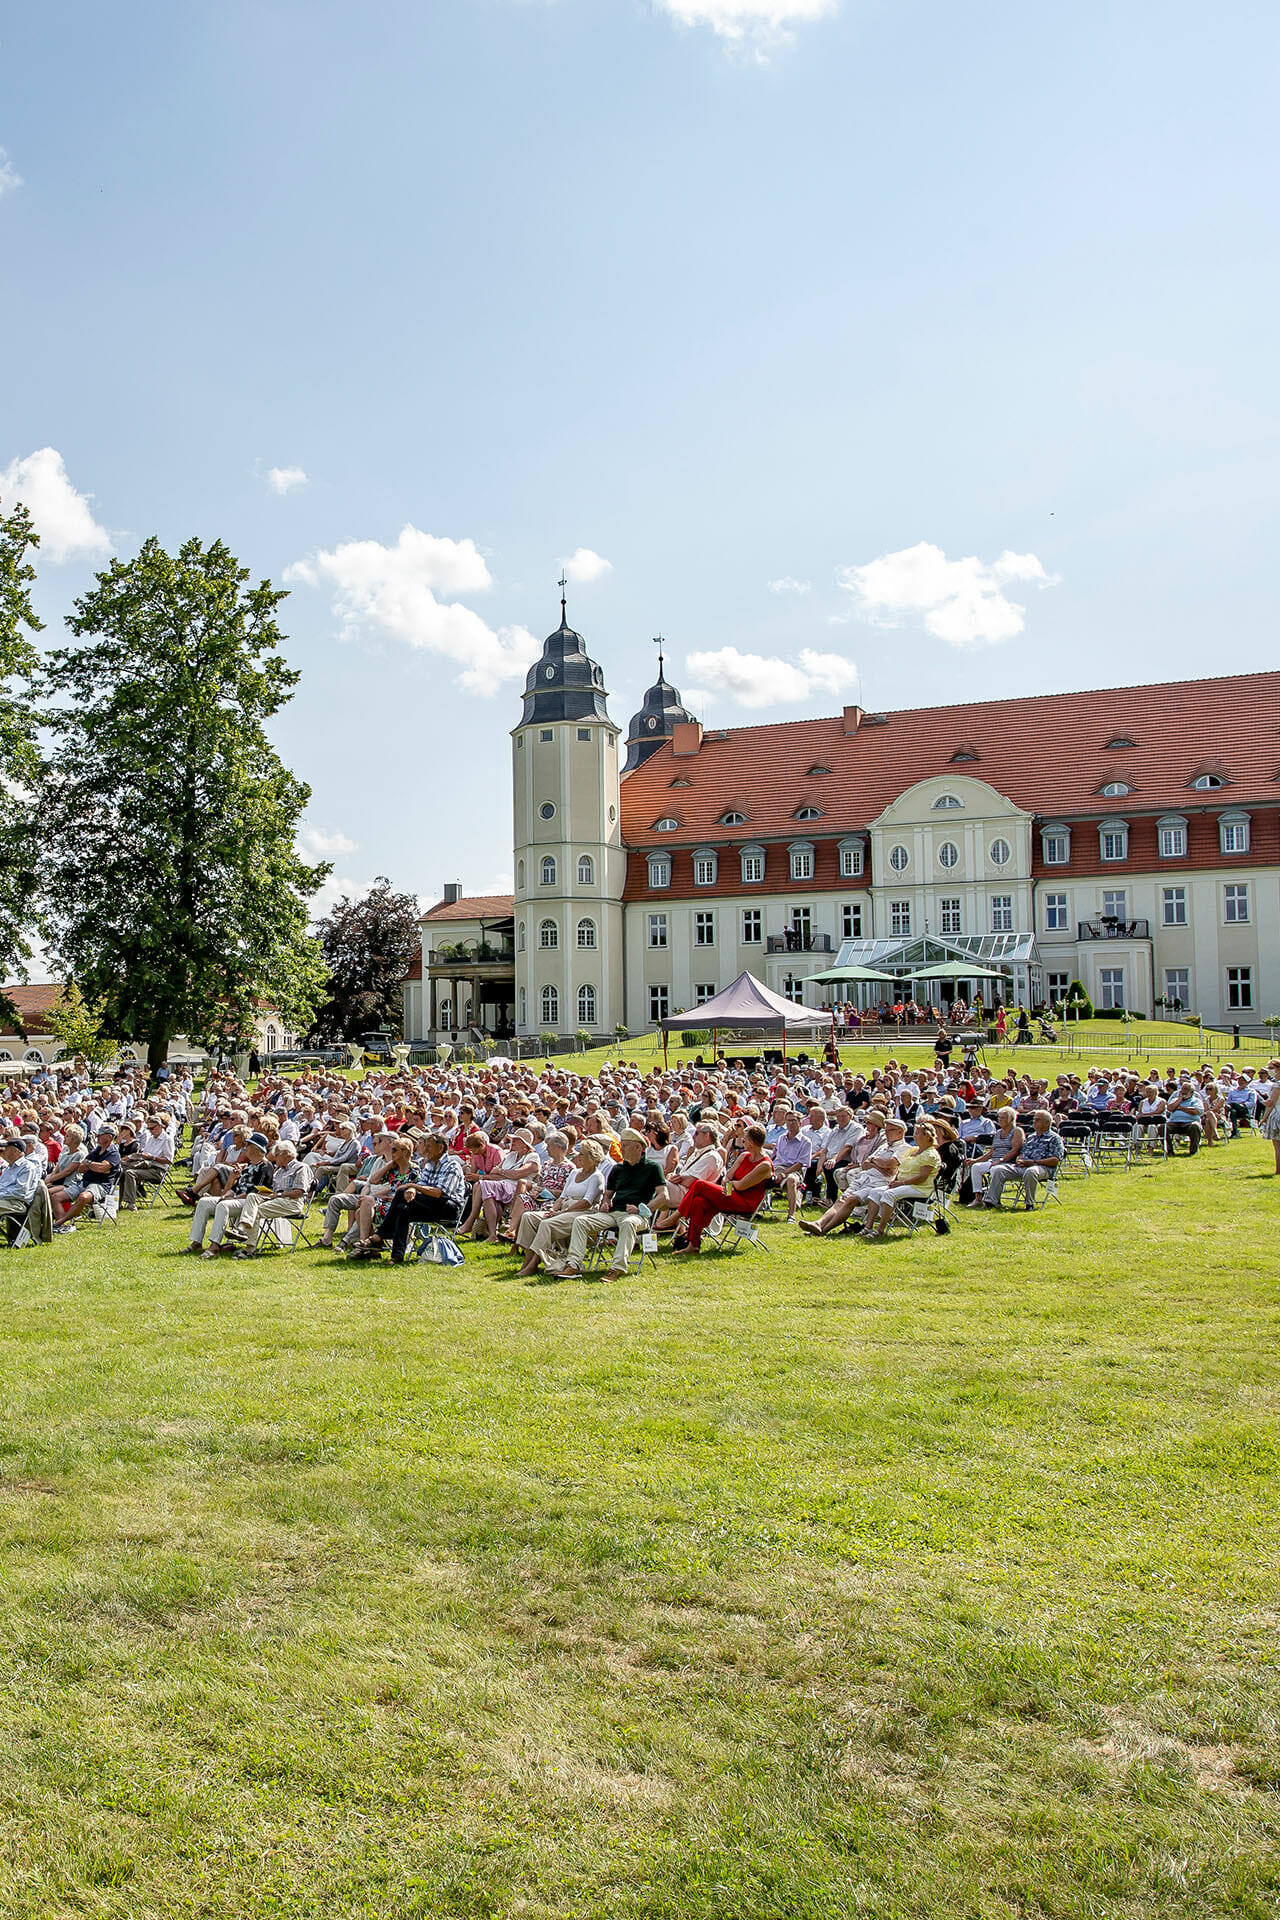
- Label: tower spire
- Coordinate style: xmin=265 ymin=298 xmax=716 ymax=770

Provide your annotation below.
xmin=652 ymin=633 xmax=665 ymax=679
xmin=558 ymin=570 xmax=568 ymax=626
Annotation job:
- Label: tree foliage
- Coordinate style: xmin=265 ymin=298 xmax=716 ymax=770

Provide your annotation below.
xmin=310 ymin=877 xmax=420 ymax=1041
xmin=38 ymin=537 xmax=329 ymax=1067
xmin=0 ymin=498 xmax=45 ymax=1016
xmin=46 ymin=980 xmax=121 ymax=1068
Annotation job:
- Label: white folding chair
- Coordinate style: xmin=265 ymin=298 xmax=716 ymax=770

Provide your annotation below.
xmin=706 ymin=1212 xmax=770 ymax=1255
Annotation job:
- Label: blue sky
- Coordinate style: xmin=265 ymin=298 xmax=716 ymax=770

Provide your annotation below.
xmin=3 ymin=0 xmax=1277 ymax=909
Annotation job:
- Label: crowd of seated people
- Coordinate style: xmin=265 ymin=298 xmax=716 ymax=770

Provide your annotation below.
xmin=1 ymin=1042 xmax=1274 ymax=1263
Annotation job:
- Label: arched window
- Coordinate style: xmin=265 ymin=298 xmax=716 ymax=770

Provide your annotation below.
xmin=789 ymin=841 xmax=814 ymax=881
xmin=518 ymin=920 xmax=526 ymax=951
xmin=1099 ymin=781 xmax=1132 ymax=798
xmin=647 ymin=854 xmax=671 ymax=889
xmin=541 ymin=985 xmax=559 ymax=1027
xmin=539 ymin=919 xmax=558 ymax=949
xmin=794 ymin=806 xmax=823 ymax=821
xmin=1192 ymin=773 xmax=1225 ymax=791
xmin=693 ymin=849 xmax=718 ymax=886
xmin=838 ymin=838 xmax=864 ymax=879
xmin=517 ymin=859 xmax=525 ymax=889
xmin=741 ymin=845 xmax=765 ymax=883
xmin=540 ymin=855 xmax=556 ymax=886
xmin=1219 ymin=810 xmax=1251 ymax=854
xmin=652 ymin=817 xmax=678 ymax=832
xmin=720 ymin=810 xmax=746 ymax=826
xmin=518 ymin=987 xmax=526 ymax=1026
xmin=577 ymin=854 xmax=594 ymax=885
xmin=23 ymin=1048 xmax=43 ymax=1063
xmin=932 ymin=794 xmax=963 ymax=810
xmin=578 ymin=985 xmax=597 ymax=1027
xmin=577 ymin=917 xmax=597 ymax=949
xmin=266 ymin=1027 xmax=278 ymax=1051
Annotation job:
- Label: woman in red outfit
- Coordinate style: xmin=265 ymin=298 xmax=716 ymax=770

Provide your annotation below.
xmin=674 ymin=1123 xmax=773 ymax=1253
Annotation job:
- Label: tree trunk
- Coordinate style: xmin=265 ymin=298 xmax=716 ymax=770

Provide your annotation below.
xmin=147 ymin=1018 xmax=173 ymax=1073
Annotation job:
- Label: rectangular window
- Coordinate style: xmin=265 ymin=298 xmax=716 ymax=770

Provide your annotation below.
xmin=648 ymin=913 xmax=668 ymax=948
xmin=1099 ymin=967 xmax=1126 ymax=1010
xmin=1160 ymin=825 xmax=1186 ymax=858
xmin=1101 ymin=830 xmax=1127 ymax=862
xmin=890 ymin=899 xmax=911 ymax=936
xmin=742 ymin=852 xmax=764 ymax=883
xmin=647 ymin=858 xmax=671 ymax=889
xmin=1221 ymin=822 xmax=1248 ymax=853
xmin=539 ymin=729 xmax=553 ymax=742
xmin=577 ymin=727 xmax=591 ymax=742
xmin=1102 ymin=889 xmax=1127 ymax=921
xmin=790 ymin=849 xmax=813 ymax=881
xmin=1044 ymin=892 xmax=1068 ymax=932
xmin=694 ymin=983 xmax=716 ymax=1005
xmin=1163 ymin=967 xmax=1190 ymax=1012
xmin=694 ymin=911 xmax=715 ymax=946
xmin=790 ymin=908 xmax=811 ymax=945
xmin=1162 ymin=886 xmax=1187 ymax=927
xmin=840 ymin=844 xmax=863 ymax=878
xmin=741 ymin=908 xmax=762 ymax=944
xmin=939 ymin=897 xmax=962 ymax=935
xmin=1047 ymin=970 xmax=1071 ymax=1005
xmin=1043 ymin=833 xmax=1068 ymax=865
xmin=693 ymin=855 xmax=716 ymax=886
xmin=649 ymin=984 xmax=670 ymax=1022
xmin=991 ymin=895 xmax=1013 ymax=932
xmin=1226 ymin=966 xmax=1253 ymax=1010
xmin=841 ymin=901 xmax=862 ymax=939
xmin=1224 ymin=884 xmax=1250 ymax=924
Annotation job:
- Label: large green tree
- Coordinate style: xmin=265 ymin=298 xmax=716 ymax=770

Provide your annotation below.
xmin=39 ymin=536 xmax=329 ymax=1068
xmin=0 ymin=498 xmax=45 ymax=1021
xmin=310 ymin=876 xmax=421 ymax=1041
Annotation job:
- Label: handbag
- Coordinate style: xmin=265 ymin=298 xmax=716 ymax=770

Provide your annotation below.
xmin=418 ymin=1230 xmax=465 ymax=1266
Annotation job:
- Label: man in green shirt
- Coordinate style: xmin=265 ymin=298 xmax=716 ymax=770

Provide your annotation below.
xmin=547 ymin=1129 xmax=663 ymax=1279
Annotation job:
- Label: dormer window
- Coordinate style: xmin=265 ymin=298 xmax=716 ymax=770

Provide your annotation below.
xmin=652 ymin=817 xmax=678 ymax=832
xmin=1157 ymin=815 xmax=1187 ymax=859
xmin=1041 ymin=821 xmax=1070 ymax=865
xmin=1099 ymin=781 xmax=1132 ymax=798
xmin=669 ymin=777 xmax=690 ymax=788
xmin=1099 ymin=818 xmax=1129 ymax=863
xmin=740 ymin=844 xmax=766 ymax=883
xmin=794 ymin=806 xmax=823 ymax=821
xmin=806 ymin=764 xmax=832 ymax=777
xmin=1219 ymin=810 xmax=1250 ymax=854
xmin=788 ymin=841 xmax=815 ymax=881
xmin=950 ymin=743 xmax=979 ymax=763
xmin=719 ymin=809 xmax=746 ymax=826
xmin=693 ymin=848 xmax=719 ymax=887
xmin=1192 ymin=773 xmax=1225 ymax=791
xmin=647 ymin=854 xmax=671 ymax=889
xmin=932 ymin=794 xmax=963 ymax=810
xmin=838 ymin=836 xmax=865 ymax=878
xmin=1105 ymin=736 xmax=1136 ymax=749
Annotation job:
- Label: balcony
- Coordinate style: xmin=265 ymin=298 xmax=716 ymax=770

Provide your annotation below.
xmin=429 ymin=940 xmax=516 ymax=974
xmin=1077 ymin=918 xmax=1150 ymax=941
xmin=765 ymin=931 xmax=835 ymax=955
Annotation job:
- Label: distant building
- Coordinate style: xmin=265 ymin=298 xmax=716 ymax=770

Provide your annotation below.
xmin=405 ymin=601 xmax=1280 ymax=1037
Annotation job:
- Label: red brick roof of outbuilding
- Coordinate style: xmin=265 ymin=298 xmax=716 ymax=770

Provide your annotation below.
xmin=419 ymin=893 xmax=515 ymax=923
xmin=0 ymin=983 xmax=63 ymax=1029
xmin=619 ymin=670 xmax=1280 ymax=844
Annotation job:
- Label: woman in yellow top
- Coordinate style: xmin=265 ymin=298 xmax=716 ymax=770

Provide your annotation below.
xmin=859 ymin=1119 xmax=942 ymax=1240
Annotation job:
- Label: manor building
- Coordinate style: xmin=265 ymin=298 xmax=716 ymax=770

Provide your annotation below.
xmin=408 ymin=602 xmax=1280 ymax=1038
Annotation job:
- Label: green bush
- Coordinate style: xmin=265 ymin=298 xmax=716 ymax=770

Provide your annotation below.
xmin=538 ymin=1031 xmax=557 ymax=1052
xmin=614 ymin=1023 xmax=629 ymax=1041
xmin=575 ymin=1028 xmax=592 ymax=1048
xmin=1093 ymin=1008 xmax=1145 ymax=1021
xmin=1064 ymin=980 xmax=1093 ymax=1018
xmin=679 ymin=1029 xmax=712 ymax=1048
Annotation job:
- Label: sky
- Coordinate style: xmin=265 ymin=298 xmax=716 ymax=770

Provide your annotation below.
xmin=2 ymin=0 xmax=1278 ymax=914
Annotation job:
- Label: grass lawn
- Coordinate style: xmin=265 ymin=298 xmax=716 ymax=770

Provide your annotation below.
xmin=1 ymin=1131 xmax=1277 ymax=1915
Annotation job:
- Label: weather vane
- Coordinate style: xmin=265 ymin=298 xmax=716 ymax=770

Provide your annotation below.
xmin=558 ymin=571 xmax=568 ymax=621
xmin=652 ymin=633 xmax=665 ymax=676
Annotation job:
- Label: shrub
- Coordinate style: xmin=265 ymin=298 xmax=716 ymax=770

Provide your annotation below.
xmin=614 ymin=1023 xmax=629 ymax=1041
xmin=575 ymin=1028 xmax=592 ymax=1048
xmin=1064 ymin=980 xmax=1093 ymax=1018
xmin=1093 ymin=1008 xmax=1145 ymax=1021
xmin=680 ymin=1029 xmax=712 ymax=1048
xmin=538 ymin=1031 xmax=557 ymax=1052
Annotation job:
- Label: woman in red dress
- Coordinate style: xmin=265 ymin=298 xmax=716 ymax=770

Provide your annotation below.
xmin=673 ymin=1123 xmax=773 ymax=1253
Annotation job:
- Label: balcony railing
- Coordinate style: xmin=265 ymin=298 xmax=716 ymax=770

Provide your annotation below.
xmin=764 ymin=931 xmax=835 ymax=955
xmin=1077 ymin=918 xmax=1150 ymax=941
xmin=429 ymin=942 xmax=516 ymax=967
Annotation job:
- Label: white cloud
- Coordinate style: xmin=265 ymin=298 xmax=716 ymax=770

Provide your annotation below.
xmin=683 ymin=644 xmax=858 ymax=709
xmin=297 ymin=823 xmax=358 ymax=860
xmin=0 ymin=149 xmax=21 ymax=196
xmin=837 ymin=541 xmax=1060 ymax=649
xmin=656 ymin=0 xmax=838 ymax=56
xmin=311 ymin=872 xmax=376 ymax=916
xmin=560 ymin=546 xmax=612 ymax=584
xmin=767 ymin=575 xmax=811 ymax=595
xmin=267 ymin=465 xmax=308 ymax=494
xmin=286 ymin=523 xmax=538 ymax=695
xmin=0 ymin=447 xmax=111 ymax=563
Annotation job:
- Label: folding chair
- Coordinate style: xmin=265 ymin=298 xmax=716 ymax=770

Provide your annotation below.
xmin=583 ymin=1224 xmax=655 ymax=1276
xmin=4 ymin=1195 xmax=42 ymax=1249
xmin=706 ymin=1210 xmax=770 ymax=1255
xmin=1024 ymin=1168 xmax=1062 ymax=1210
xmin=90 ymin=1188 xmax=120 ymax=1227
xmin=1058 ymin=1120 xmax=1096 ymax=1177
xmin=244 ymin=1195 xmax=318 ymax=1256
xmin=413 ymin=1225 xmax=466 ymax=1266
xmin=1093 ymin=1116 xmax=1137 ymax=1171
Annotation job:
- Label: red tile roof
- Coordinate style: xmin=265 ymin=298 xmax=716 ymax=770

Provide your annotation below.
xmin=420 ymin=893 xmax=515 ymax=923
xmin=619 ymin=670 xmax=1280 ymax=846
xmin=402 ymin=950 xmax=423 ymax=981
xmin=0 ymin=983 xmax=63 ymax=1031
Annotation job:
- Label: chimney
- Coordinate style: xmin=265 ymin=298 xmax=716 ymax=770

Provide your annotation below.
xmin=443 ymin=881 xmax=462 ymax=905
xmin=842 ymin=704 xmax=863 ymax=735
xmin=671 ymin=720 xmax=703 ymax=757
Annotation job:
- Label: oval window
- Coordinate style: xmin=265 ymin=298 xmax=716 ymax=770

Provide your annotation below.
xmin=990 ymin=838 xmax=1011 ymax=866
xmin=539 ymin=802 xmax=556 ymax=820
xmin=889 ymin=844 xmax=910 ymax=872
xmin=938 ymin=842 xmax=958 ymax=869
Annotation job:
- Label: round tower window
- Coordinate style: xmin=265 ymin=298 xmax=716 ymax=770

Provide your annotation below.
xmin=544 ymin=666 xmax=555 ymax=680
xmin=647 ymin=717 xmax=657 ymax=730
xmin=539 ymin=802 xmax=556 ymax=820
xmin=608 ymin=806 xmax=616 ymax=823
